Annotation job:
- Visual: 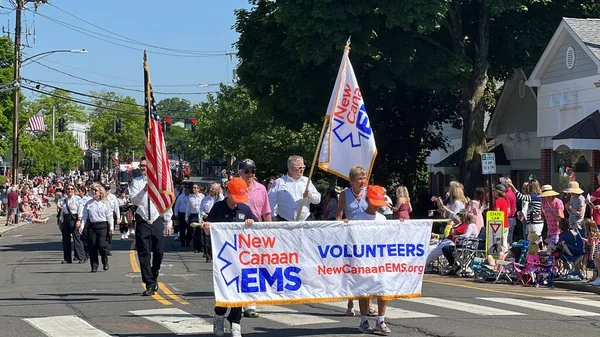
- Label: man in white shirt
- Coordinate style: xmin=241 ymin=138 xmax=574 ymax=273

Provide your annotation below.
xmin=129 ymin=157 xmax=174 ymax=296
xmin=186 ymin=183 xmax=205 ymax=253
xmin=174 ymin=186 xmax=191 ymax=247
xmin=268 ymin=155 xmax=321 ymax=221
xmin=104 ymin=184 xmax=120 ymax=256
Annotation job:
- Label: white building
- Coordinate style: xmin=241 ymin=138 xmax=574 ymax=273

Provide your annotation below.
xmin=66 ymin=121 xmax=89 ymax=150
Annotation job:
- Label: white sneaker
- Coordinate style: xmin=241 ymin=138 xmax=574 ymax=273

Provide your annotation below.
xmin=591 ymin=278 xmax=600 ymax=286
xmin=213 ymin=315 xmax=225 ymax=337
xmin=230 ymin=322 xmax=242 ymax=337
xmin=121 ymin=234 xmax=126 ymax=240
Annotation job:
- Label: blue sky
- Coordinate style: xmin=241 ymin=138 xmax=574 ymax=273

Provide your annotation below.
xmin=12 ymin=0 xmax=251 ymax=105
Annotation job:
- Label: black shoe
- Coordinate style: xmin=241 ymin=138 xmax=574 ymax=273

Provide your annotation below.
xmin=142 ymin=286 xmax=158 ymax=296
xmin=78 ymin=258 xmax=88 ymax=264
xmin=106 ymin=251 xmax=112 ymax=256
xmin=90 ymin=268 xmax=97 ymax=273
xmin=61 ymin=260 xmax=72 ymax=264
xmin=103 ymin=262 xmax=109 ymax=271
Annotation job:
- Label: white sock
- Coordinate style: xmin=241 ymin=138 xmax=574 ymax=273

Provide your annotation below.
xmin=378 ymin=315 xmax=385 ymax=323
xmin=360 ymin=315 xmax=368 ymax=323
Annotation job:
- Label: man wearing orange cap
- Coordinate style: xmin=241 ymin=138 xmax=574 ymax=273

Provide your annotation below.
xmin=352 ymin=185 xmax=392 ymax=335
xmin=203 ymin=177 xmax=258 ymax=337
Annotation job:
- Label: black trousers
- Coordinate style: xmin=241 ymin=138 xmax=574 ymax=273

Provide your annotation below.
xmin=62 ymin=215 xmax=86 ymax=262
xmin=178 ymin=212 xmax=191 ymax=245
xmin=442 ymin=245 xmax=456 ymax=266
xmin=189 ymin=213 xmax=202 ymax=252
xmin=87 ymin=221 xmax=109 ymax=269
xmin=215 ymin=307 xmax=242 ymax=324
xmin=135 ymin=214 xmax=164 ymax=289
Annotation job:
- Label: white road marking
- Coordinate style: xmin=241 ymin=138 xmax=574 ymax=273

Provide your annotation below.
xmin=23 ymin=315 xmax=111 ymax=337
xmin=259 ymin=305 xmax=338 ymax=326
xmin=405 ymin=297 xmax=525 ymax=316
xmin=324 ymin=300 xmax=437 ymax=319
xmin=545 ymin=296 xmax=600 ymax=308
xmin=130 ymin=308 xmax=213 ymax=333
xmin=479 ymin=297 xmax=600 ymax=316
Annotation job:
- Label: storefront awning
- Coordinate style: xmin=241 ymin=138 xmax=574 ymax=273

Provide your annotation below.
xmin=434 ymin=144 xmax=510 ymax=168
xmin=552 ymin=110 xmax=600 ymax=150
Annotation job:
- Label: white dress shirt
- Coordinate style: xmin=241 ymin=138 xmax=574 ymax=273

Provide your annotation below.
xmin=129 ymin=175 xmax=173 ymax=228
xmin=107 ymin=193 xmax=120 ymax=220
xmin=185 ymin=193 xmax=204 ymax=222
xmin=268 ymin=174 xmax=321 ymax=221
xmin=82 ymin=199 xmax=115 ymax=231
xmin=174 ymin=193 xmax=189 ymax=214
xmin=200 ymin=194 xmax=224 ymax=219
xmin=59 ymin=195 xmax=84 ymax=224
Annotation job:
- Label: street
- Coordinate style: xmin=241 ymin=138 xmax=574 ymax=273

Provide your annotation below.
xmin=0 ymin=219 xmax=599 ymax=337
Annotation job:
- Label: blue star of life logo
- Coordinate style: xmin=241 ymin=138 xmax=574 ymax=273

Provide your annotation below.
xmin=332 ymin=104 xmax=372 ymax=148
xmin=217 ymin=234 xmax=240 ymax=293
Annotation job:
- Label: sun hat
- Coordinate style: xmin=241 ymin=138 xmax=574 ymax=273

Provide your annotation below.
xmin=227 ymin=177 xmax=249 ymax=203
xmin=564 ymin=181 xmax=584 ymax=195
xmin=539 ymin=185 xmax=559 ymax=198
xmin=366 ymin=185 xmax=388 ymax=207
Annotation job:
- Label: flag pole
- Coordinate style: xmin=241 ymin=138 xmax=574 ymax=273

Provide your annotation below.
xmin=295 ymin=38 xmax=351 ymax=221
xmin=144 ymin=50 xmax=151 ymax=220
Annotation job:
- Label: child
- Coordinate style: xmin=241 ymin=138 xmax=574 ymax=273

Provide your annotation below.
xmin=582 ymin=219 xmax=600 ymax=284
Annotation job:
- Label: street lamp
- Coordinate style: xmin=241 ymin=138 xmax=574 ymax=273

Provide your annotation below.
xmin=10 ymin=48 xmax=87 ymax=185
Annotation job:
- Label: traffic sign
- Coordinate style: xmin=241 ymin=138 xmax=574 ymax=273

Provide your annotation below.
xmin=481 ymin=152 xmax=496 ymax=175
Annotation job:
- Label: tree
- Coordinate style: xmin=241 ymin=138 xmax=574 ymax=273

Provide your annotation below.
xmin=156 ymin=97 xmax=194 ymax=120
xmin=164 ymin=124 xmax=194 ymax=160
xmin=22 ymin=89 xmax=87 ymax=126
xmin=234 ymin=0 xmax=459 ymax=194
xmin=0 ymin=36 xmax=14 ymax=158
xmin=19 ymin=131 xmax=82 ymax=176
xmin=88 ymin=91 xmax=144 ymax=162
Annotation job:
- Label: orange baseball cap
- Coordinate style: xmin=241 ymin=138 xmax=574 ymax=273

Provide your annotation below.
xmin=227 ymin=177 xmax=249 ymax=203
xmin=366 ymin=185 xmax=388 ymax=207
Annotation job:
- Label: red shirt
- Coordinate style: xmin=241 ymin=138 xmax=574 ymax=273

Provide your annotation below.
xmin=494 ymin=197 xmax=510 ymax=228
xmin=447 ymin=222 xmax=468 ymax=242
xmin=7 ymin=190 xmax=18 ymax=208
xmin=592 ymin=188 xmax=600 ymax=225
xmin=505 ymin=189 xmax=517 ymax=217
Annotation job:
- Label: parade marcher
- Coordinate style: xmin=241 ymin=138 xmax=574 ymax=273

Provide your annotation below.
xmin=129 ymin=157 xmax=173 ymax=296
xmin=117 ymin=190 xmax=132 ymax=240
xmin=347 ymin=185 xmax=392 ymax=335
xmin=203 ymin=177 xmax=257 ymax=337
xmin=104 ymin=183 xmax=120 ymax=256
xmin=186 ymin=183 xmax=205 ymax=253
xmin=82 ymin=183 xmax=114 ymax=273
xmin=200 ymin=183 xmax=224 ymax=259
xmin=268 ymin=155 xmax=320 ymax=221
xmin=59 ymin=183 xmax=85 ymax=264
xmin=174 ymin=185 xmax=191 ymax=247
xmin=238 ymin=158 xmax=272 ymax=319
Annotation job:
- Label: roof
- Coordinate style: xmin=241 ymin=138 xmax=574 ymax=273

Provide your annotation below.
xmin=552 ymin=110 xmax=600 ymax=140
xmin=563 ymin=18 xmax=600 ymax=60
xmin=434 ymin=144 xmax=510 ymax=168
xmin=528 ymin=18 xmax=600 ymax=86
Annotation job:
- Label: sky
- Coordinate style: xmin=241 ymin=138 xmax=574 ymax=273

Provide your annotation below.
xmin=7 ymin=0 xmax=252 ymax=106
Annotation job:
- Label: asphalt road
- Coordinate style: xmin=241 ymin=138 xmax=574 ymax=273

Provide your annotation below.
xmin=1 ymin=217 xmax=600 ymax=337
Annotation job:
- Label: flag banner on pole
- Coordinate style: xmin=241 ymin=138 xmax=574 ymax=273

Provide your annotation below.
xmin=144 ymin=54 xmax=175 ymax=215
xmin=211 ymin=220 xmax=431 ymax=307
xmin=28 ymin=109 xmax=46 ymax=132
xmin=318 ymin=46 xmax=377 ymax=181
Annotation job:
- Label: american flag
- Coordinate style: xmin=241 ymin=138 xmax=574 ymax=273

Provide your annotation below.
xmin=28 ymin=110 xmax=46 ymax=132
xmin=144 ymin=51 xmax=175 ymax=215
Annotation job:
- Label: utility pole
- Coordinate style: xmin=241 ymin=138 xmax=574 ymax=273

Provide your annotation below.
xmin=10 ymin=0 xmax=23 ymax=185
xmin=51 ymin=105 xmax=55 ymax=144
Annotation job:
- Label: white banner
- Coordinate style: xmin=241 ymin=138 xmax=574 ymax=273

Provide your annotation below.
xmin=211 ymin=220 xmax=432 ymax=307
xmin=318 ymin=45 xmax=377 ymax=181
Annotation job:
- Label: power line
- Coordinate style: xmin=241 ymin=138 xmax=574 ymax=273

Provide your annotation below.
xmin=25 ymin=78 xmax=226 ymax=88
xmin=30 ymin=59 xmax=219 ymax=95
xmin=28 ymin=9 xmax=233 ymax=58
xmin=48 ymin=2 xmax=230 ymax=56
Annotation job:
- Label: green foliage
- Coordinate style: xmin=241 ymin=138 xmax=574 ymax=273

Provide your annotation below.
xmin=22 ymin=89 xmax=87 ymax=126
xmin=156 ymin=97 xmax=194 ymax=120
xmin=19 ymin=131 xmax=83 ymax=176
xmin=88 ymin=91 xmax=145 ymax=157
xmin=164 ymin=124 xmax=195 ymax=160
xmin=0 ymin=36 xmax=14 ymax=157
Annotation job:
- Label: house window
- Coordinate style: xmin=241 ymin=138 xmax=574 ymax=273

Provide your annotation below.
xmin=556 ymin=150 xmax=589 ymax=192
xmin=518 ymin=80 xmax=526 ymax=98
xmin=566 ymin=46 xmax=576 ymax=70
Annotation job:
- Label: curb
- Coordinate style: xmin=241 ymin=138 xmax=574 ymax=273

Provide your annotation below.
xmin=553 ymin=281 xmax=600 ymax=295
xmin=0 ymin=221 xmax=30 ymax=237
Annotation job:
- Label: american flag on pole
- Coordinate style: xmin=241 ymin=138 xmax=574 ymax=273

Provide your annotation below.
xmin=144 ymin=51 xmax=175 ymax=215
xmin=28 ymin=109 xmax=46 ymax=132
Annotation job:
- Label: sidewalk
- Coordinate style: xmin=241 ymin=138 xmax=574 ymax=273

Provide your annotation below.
xmin=0 ymin=205 xmax=56 ymax=237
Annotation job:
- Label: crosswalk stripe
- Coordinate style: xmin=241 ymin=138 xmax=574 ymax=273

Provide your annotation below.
xmin=545 ymin=297 xmax=600 ymax=308
xmin=478 ymin=298 xmax=600 ymax=316
xmin=23 ymin=315 xmax=111 ymax=337
xmin=130 ymin=308 xmax=213 ymax=333
xmin=323 ymin=301 xmax=437 ymax=319
xmin=405 ymin=297 xmax=524 ymax=316
xmin=260 ymin=305 xmax=339 ymax=326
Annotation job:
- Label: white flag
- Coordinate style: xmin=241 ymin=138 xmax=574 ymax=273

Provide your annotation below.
xmin=318 ymin=46 xmax=377 ymax=181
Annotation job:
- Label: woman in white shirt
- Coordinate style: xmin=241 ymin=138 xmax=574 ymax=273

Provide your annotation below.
xmin=82 ymin=183 xmax=114 ymax=273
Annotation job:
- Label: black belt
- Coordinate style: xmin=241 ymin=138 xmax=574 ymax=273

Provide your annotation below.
xmin=89 ymin=221 xmax=108 ymax=225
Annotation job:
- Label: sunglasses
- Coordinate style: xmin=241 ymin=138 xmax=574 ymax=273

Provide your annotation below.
xmin=244 ymin=169 xmax=256 ymax=174
xmin=93 ymin=189 xmax=100 ymax=192
xmin=139 ymin=164 xmax=147 ymax=168
xmin=293 ymin=165 xmax=306 ymax=170
xmin=66 ymin=188 xmax=74 ymax=190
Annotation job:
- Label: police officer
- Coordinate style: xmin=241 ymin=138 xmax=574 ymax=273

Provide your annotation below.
xmin=129 ymin=157 xmax=173 ymax=296
xmin=82 ymin=183 xmax=114 ymax=273
xmin=104 ymin=183 xmax=120 ymax=255
xmin=59 ymin=183 xmax=86 ymax=264
xmin=185 ymin=183 xmax=204 ymax=253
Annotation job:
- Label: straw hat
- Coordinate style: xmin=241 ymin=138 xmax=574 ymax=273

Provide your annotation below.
xmin=564 ymin=181 xmax=584 ymax=195
xmin=539 ymin=185 xmax=559 ymax=198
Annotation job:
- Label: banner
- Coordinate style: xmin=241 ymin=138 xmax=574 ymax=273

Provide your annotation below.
xmin=211 ymin=220 xmax=432 ymax=307
xmin=318 ymin=44 xmax=377 ymax=181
